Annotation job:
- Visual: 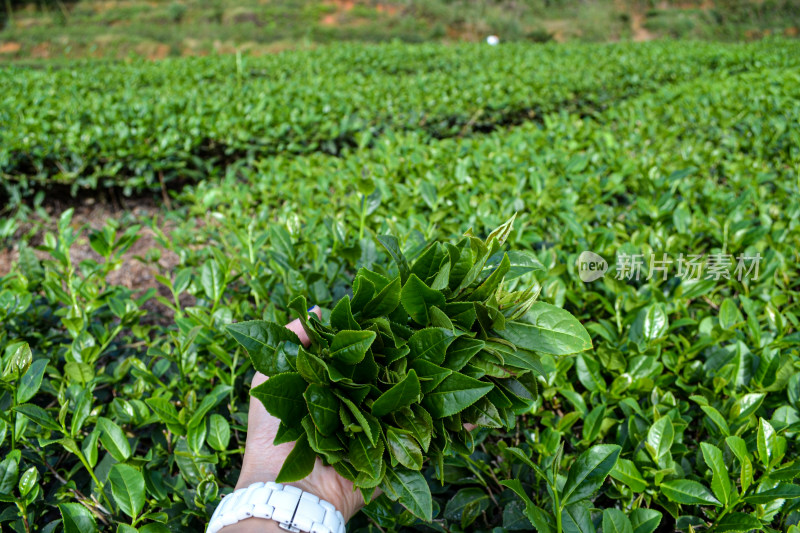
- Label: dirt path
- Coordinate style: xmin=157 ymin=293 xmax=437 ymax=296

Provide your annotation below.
xmin=631 ymin=11 xmax=656 ymax=42
xmin=612 ymin=0 xmax=656 ymax=41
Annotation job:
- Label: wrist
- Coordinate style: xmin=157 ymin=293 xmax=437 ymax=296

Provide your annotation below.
xmin=216 ymin=480 xmax=349 ymax=533
xmin=219 ymin=518 xmax=284 ymax=533
xmin=234 ymin=462 xmax=362 ymax=522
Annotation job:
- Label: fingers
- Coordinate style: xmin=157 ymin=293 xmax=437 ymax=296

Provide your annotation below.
xmin=285 ymin=305 xmax=322 ymax=347
xmin=252 ymin=306 xmax=322 ymax=388
xmin=251 ymin=372 xmax=268 ymax=387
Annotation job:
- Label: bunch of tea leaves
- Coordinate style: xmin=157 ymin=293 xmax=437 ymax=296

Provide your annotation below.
xmin=227 ymin=216 xmax=592 ymax=519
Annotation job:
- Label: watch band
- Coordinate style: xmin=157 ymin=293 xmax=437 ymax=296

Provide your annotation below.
xmin=206 ymin=482 xmax=346 ymax=533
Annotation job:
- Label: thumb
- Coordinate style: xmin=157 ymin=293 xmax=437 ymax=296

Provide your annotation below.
xmin=284 ymin=305 xmax=322 ymax=347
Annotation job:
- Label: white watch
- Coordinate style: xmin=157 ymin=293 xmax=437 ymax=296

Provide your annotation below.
xmin=206 ymin=482 xmax=346 ymax=533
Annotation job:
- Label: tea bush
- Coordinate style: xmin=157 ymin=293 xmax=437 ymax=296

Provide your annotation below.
xmin=2 ymin=40 xmax=800 ymax=194
xmin=0 ymin=41 xmax=799 ymax=533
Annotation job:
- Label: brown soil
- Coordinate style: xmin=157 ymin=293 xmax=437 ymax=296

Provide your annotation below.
xmin=542 ymin=20 xmax=573 ymax=43
xmin=0 ymin=196 xmax=189 ymax=325
xmin=0 ymin=42 xmax=22 ymax=54
xmin=222 ymin=7 xmax=262 ymax=25
xmin=30 ymin=42 xmax=51 ymax=59
xmin=320 ymin=0 xmax=362 ymax=25
xmin=329 ymin=0 xmax=356 ymax=10
xmin=631 ymin=11 xmax=656 ymax=41
xmin=614 ymin=0 xmax=656 ymax=41
xmin=658 ymin=0 xmax=711 ymax=8
xmin=212 ymin=39 xmax=238 ymax=55
xmin=91 ymin=0 xmax=160 ymax=13
xmin=12 ymin=16 xmax=51 ymax=29
xmin=375 ymin=3 xmax=400 ymax=16
xmin=133 ymin=41 xmax=171 ymax=60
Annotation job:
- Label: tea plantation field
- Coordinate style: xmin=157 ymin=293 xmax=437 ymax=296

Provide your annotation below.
xmin=1 ymin=40 xmax=799 ymax=533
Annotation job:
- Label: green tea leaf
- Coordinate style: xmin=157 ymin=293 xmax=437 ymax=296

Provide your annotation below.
xmin=561 ymin=502 xmax=595 ymax=533
xmin=464 ymin=397 xmax=504 ymax=428
xmin=561 ymin=444 xmax=621 ymax=505
xmin=730 ymin=393 xmax=765 ymax=420
xmin=630 ymin=509 xmax=662 ymax=533
xmin=146 ymin=398 xmax=181 ymax=427
xmin=297 ymin=347 xmax=329 ymax=384
xmin=304 ymin=384 xmax=340 ymax=436
xmin=411 ymin=359 xmax=453 ymax=393
xmin=468 ymin=253 xmax=510 ymax=302
xmin=660 ymin=479 xmax=721 ymax=506
xmin=59 ymin=503 xmax=98 ymax=533
xmin=14 ymin=403 xmax=61 ymax=432
xmin=394 ymin=406 xmax=433 ymax=451
xmin=400 ymin=274 xmax=446 ymax=325
xmin=610 ymin=459 xmax=647 ymax=492
xmin=443 ymin=338 xmax=485 ymax=372
xmin=330 ymin=296 xmax=360 ymax=331
xmin=757 ymin=417 xmax=776 ymax=469
xmin=498 ymin=303 xmax=592 ymax=355
xmin=16 ymin=359 xmax=48 ymax=404
xmin=726 ymin=435 xmax=754 ymax=493
xmin=0 ymin=452 xmax=20 ymax=495
xmin=381 ymin=467 xmax=432 ymax=521
xmin=349 ymin=431 xmax=383 ymax=479
xmin=276 ymin=433 xmax=317 ymax=483
xmin=207 ymin=414 xmax=231 ymax=452
xmin=251 ymin=372 xmax=308 ymax=423
xmin=274 ymin=421 xmax=303 ymax=446
xmin=362 ymin=276 xmax=402 ymax=318
xmin=444 ymin=487 xmax=490 ymax=529
xmin=18 ymin=466 xmax=37 ymax=497
xmin=3 ymin=342 xmax=31 ymax=381
xmin=351 ymin=276 xmax=376 ymax=310
xmin=227 ymin=321 xmax=302 ymax=375
xmin=407 ymin=328 xmax=455 ymax=365
xmin=700 ymin=405 xmax=730 ymax=436
xmin=329 ymin=330 xmax=376 ymax=364
xmin=422 ymin=372 xmax=493 ymax=418
xmin=200 ymin=259 xmax=224 ymax=303
xmin=188 ymin=384 xmax=231 ymax=429
xmin=338 ymin=395 xmax=380 ymax=446
xmin=377 ymin=235 xmax=411 ymax=283
xmin=630 ymin=304 xmax=668 ymax=351
xmin=715 ymin=513 xmax=763 ymax=532
xmin=98 ymin=417 xmax=131 ymax=462
xmin=602 ymin=508 xmax=633 ymax=533
xmin=371 ymin=370 xmax=421 ymax=417
xmin=700 ymin=442 xmax=731 ymax=506
xmin=742 ymin=483 xmax=800 ymax=504
xmin=646 ymin=417 xmax=674 ymax=468
xmin=410 ymin=244 xmax=445 ymax=282
xmin=109 ymin=464 xmax=145 ymax=519
xmin=719 ymin=298 xmax=744 ymax=331
xmin=501 ymin=479 xmax=555 ymax=533
xmin=386 ymin=427 xmax=423 ymax=470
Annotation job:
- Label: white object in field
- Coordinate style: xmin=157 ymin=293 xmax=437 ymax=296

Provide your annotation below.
xmin=487 ymin=35 xmax=500 ymax=46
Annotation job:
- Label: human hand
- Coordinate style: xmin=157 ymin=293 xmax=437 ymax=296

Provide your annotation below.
xmin=220 ymin=307 xmax=364 ymax=533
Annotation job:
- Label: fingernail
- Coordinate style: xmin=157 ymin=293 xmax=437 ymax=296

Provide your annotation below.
xmin=307 ymin=305 xmax=316 ymax=312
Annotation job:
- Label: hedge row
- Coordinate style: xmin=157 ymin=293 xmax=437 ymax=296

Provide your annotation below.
xmin=2 ymin=39 xmax=800 ymax=194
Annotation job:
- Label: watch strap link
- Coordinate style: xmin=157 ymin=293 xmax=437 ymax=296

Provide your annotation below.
xmin=207 ymin=482 xmax=345 ymax=533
